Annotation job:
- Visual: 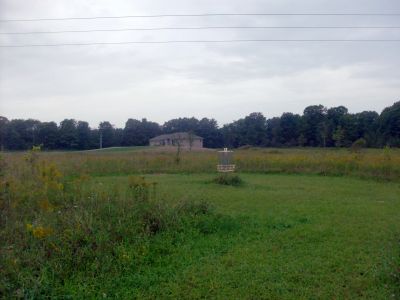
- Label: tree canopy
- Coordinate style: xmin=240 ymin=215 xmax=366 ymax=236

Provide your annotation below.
xmin=1 ymin=102 xmax=399 ymax=150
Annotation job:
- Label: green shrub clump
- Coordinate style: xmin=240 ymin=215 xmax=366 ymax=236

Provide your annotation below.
xmin=350 ymin=138 xmax=367 ymax=153
xmin=213 ymin=173 xmax=244 ymax=186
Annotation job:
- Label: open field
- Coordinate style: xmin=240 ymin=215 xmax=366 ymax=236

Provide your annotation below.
xmin=1 ymin=148 xmax=400 ymax=298
xmin=4 ymin=146 xmax=400 ymax=181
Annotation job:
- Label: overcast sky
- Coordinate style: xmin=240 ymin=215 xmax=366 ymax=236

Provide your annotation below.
xmin=0 ymin=0 xmax=399 ymax=128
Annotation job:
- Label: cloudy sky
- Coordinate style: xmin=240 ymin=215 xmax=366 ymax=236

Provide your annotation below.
xmin=0 ymin=0 xmax=399 ymax=128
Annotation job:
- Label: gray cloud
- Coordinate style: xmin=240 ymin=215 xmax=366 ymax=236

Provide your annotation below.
xmin=0 ymin=0 xmax=399 ymax=127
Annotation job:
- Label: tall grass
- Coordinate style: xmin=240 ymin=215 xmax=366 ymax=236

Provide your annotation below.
xmin=1 ymin=148 xmax=399 ymax=298
xmin=0 ymin=151 xmax=234 ymax=298
xmin=4 ymin=147 xmax=399 ymax=181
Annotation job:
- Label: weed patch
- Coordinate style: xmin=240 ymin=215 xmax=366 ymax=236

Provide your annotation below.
xmin=0 ymin=156 xmax=242 ymax=298
xmin=212 ymin=174 xmax=244 ymax=186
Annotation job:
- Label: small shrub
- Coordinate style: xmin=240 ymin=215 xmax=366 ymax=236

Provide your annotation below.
xmin=138 ymin=202 xmax=168 ymax=235
xmin=128 ymin=175 xmax=157 ymax=202
xmin=212 ymin=173 xmax=244 ymax=186
xmin=350 ymin=138 xmax=367 ymax=153
xmin=177 ymin=200 xmax=213 ymax=216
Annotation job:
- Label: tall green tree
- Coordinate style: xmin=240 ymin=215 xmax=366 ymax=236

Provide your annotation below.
xmin=162 ymin=117 xmax=199 ymax=134
xmin=379 ymin=101 xmax=400 ymax=146
xmin=266 ymin=117 xmax=281 ymax=147
xmin=279 ymin=113 xmax=301 ymax=146
xmin=0 ymin=116 xmax=9 ymax=151
xmin=326 ymin=106 xmax=348 ymax=146
xmin=5 ymin=120 xmax=26 ymax=150
xmin=1 ymin=101 xmax=399 ymax=150
xmin=123 ymin=118 xmax=160 ymax=146
xmin=58 ymin=119 xmax=78 ymax=149
xmin=196 ymin=118 xmax=222 ymax=148
xmin=222 ymin=113 xmax=267 ymax=147
xmin=301 ymin=105 xmax=327 ymax=146
xmin=98 ymin=121 xmax=115 ymax=148
xmin=77 ymin=121 xmax=91 ymax=150
xmin=37 ymin=122 xmax=58 ymax=150
xmin=221 ymin=122 xmax=240 ymax=148
xmin=340 ymin=114 xmax=359 ymax=147
xmin=4 ymin=119 xmax=40 ymax=150
xmin=355 ymin=111 xmax=379 ymax=147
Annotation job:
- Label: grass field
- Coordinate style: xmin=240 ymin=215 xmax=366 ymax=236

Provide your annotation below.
xmin=4 ymin=146 xmax=400 ymax=181
xmin=1 ymin=148 xmax=400 ymax=298
xmin=87 ymin=173 xmax=400 ymax=299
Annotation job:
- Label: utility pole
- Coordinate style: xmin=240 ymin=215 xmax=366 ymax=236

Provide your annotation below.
xmin=99 ymin=131 xmax=103 ymax=149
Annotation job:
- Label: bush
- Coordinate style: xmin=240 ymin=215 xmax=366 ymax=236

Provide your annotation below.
xmin=350 ymin=138 xmax=367 ymax=153
xmin=212 ymin=173 xmax=244 ymax=186
xmin=177 ymin=200 xmax=212 ymax=216
xmin=128 ymin=175 xmax=157 ymax=202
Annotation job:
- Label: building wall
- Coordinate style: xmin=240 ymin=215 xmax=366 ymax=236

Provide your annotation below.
xmin=149 ymin=140 xmax=160 ymax=146
xmin=179 ymin=139 xmax=203 ymax=149
xmin=150 ymin=138 xmax=203 ymax=148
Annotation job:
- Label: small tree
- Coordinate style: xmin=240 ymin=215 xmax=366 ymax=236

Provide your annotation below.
xmin=318 ymin=122 xmax=329 ymax=147
xmin=350 ymin=138 xmax=367 ymax=153
xmin=333 ymin=126 xmax=345 ymax=147
xmin=298 ymin=134 xmax=306 ymax=147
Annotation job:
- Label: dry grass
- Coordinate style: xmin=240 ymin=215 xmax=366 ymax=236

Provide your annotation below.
xmin=3 ymin=147 xmax=399 ymax=181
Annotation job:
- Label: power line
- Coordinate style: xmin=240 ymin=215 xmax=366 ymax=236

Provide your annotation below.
xmin=1 ymin=26 xmax=400 ymax=35
xmin=1 ymin=39 xmax=400 ymax=48
xmin=1 ymin=13 xmax=400 ymax=22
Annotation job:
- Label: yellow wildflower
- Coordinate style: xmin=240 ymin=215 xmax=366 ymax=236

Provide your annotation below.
xmin=38 ymin=199 xmax=54 ymax=212
xmin=27 ymin=224 xmax=53 ymax=239
xmin=26 ymin=223 xmax=33 ymax=231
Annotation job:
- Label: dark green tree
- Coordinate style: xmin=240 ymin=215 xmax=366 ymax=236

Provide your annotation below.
xmin=242 ymin=113 xmax=267 ymax=146
xmin=379 ymin=101 xmax=400 ymax=146
xmin=114 ymin=128 xmax=124 ymax=147
xmin=221 ymin=122 xmax=241 ymax=148
xmin=4 ymin=119 xmax=40 ymax=150
xmin=266 ymin=117 xmax=281 ymax=147
xmin=355 ymin=111 xmax=379 ymax=147
xmin=0 ymin=116 xmax=9 ymax=151
xmin=340 ymin=114 xmax=359 ymax=147
xmin=326 ymin=106 xmax=349 ymax=146
xmin=333 ymin=126 xmax=345 ymax=147
xmin=77 ymin=121 xmax=91 ymax=150
xmin=196 ymin=118 xmax=222 ymax=148
xmin=280 ymin=113 xmax=301 ymax=146
xmin=5 ymin=120 xmax=26 ymax=150
xmin=301 ymin=105 xmax=327 ymax=146
xmin=37 ymin=122 xmax=58 ymax=150
xmin=123 ymin=118 xmax=160 ymax=146
xmin=98 ymin=121 xmax=115 ymax=148
xmin=222 ymin=113 xmax=267 ymax=147
xmin=89 ymin=129 xmax=100 ymax=149
xmin=58 ymin=119 xmax=78 ymax=149
xmin=162 ymin=117 xmax=199 ymax=134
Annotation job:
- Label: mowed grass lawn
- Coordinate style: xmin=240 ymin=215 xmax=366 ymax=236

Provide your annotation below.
xmin=82 ymin=173 xmax=400 ymax=299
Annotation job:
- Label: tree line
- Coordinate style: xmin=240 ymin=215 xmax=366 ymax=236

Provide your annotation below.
xmin=0 ymin=101 xmax=399 ymax=150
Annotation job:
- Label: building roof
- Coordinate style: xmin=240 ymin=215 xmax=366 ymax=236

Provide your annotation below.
xmin=150 ymin=132 xmax=203 ymax=141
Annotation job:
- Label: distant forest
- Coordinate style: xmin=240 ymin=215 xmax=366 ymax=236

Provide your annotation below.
xmin=1 ymin=102 xmax=399 ymax=150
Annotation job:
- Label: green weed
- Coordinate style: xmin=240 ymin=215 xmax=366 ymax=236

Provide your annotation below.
xmin=213 ymin=173 xmax=244 ymax=186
